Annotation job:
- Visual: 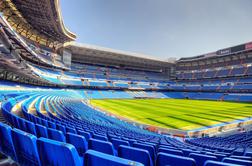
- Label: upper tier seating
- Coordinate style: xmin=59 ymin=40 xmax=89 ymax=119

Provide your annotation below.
xmin=31 ymin=63 xmax=252 ymax=93
xmin=176 ymin=65 xmax=252 ymax=80
xmin=30 ymin=64 xmax=170 ymax=89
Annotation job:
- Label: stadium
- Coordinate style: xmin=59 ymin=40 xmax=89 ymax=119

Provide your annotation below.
xmin=0 ymin=0 xmax=251 ymax=166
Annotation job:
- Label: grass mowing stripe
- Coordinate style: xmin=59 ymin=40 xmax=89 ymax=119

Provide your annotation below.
xmin=208 ymin=110 xmax=251 ymax=117
xmin=146 ymin=118 xmax=180 ymax=129
xmin=187 ymin=114 xmax=227 ymax=123
xmin=197 ymin=112 xmax=245 ymax=120
xmin=153 ymin=117 xmax=199 ymax=129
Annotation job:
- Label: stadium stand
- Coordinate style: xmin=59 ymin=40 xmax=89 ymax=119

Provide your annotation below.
xmin=1 ymin=90 xmax=252 ymax=166
xmin=0 ymin=1 xmax=252 ymax=165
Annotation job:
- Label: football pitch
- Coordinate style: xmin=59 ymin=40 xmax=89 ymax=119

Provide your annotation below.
xmin=90 ymin=99 xmax=252 ymax=131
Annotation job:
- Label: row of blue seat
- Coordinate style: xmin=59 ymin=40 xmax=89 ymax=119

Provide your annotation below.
xmin=3 ymin=122 xmax=250 ymax=166
xmin=176 ymin=66 xmax=252 ymax=80
xmin=0 ymin=122 xmax=146 ymax=166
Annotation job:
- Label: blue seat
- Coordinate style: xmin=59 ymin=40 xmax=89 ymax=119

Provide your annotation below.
xmin=211 ymin=153 xmax=227 ymax=161
xmin=18 ymin=118 xmax=27 ymax=132
xmin=11 ymin=128 xmax=40 ymax=166
xmin=0 ymin=122 xmax=16 ymax=160
xmin=111 ymin=138 xmax=129 ymax=151
xmin=78 ymin=130 xmax=91 ymax=141
xmin=133 ymin=142 xmax=156 ymax=163
xmin=158 ymin=148 xmax=184 ymax=156
xmin=204 ymin=160 xmax=243 ymax=166
xmin=34 ymin=117 xmax=42 ymax=125
xmin=11 ymin=115 xmax=20 ymax=129
xmin=47 ymin=128 xmax=66 ymax=142
xmin=29 ymin=114 xmax=36 ymax=123
xmin=143 ymin=142 xmax=158 ymax=152
xmin=222 ymin=157 xmax=252 ymax=166
xmin=108 ymin=134 xmax=120 ymax=141
xmin=230 ymin=155 xmax=252 ymax=160
xmin=85 ymin=150 xmax=144 ymax=166
xmin=232 ymin=148 xmax=245 ymax=156
xmin=66 ymin=127 xmax=77 ymax=134
xmin=159 ymin=145 xmax=177 ymax=150
xmin=189 ymin=153 xmax=217 ymax=166
xmin=93 ymin=134 xmax=108 ymax=141
xmin=122 ymin=138 xmax=136 ymax=146
xmin=88 ymin=138 xmax=115 ymax=155
xmin=182 ymin=149 xmax=194 ymax=156
xmin=47 ymin=121 xmax=56 ymax=129
xmin=25 ymin=121 xmax=37 ymax=136
xmin=118 ymin=145 xmax=153 ymax=166
xmin=156 ymin=152 xmax=196 ymax=166
xmin=57 ymin=124 xmax=66 ymax=135
xmin=37 ymin=137 xmax=82 ymax=166
xmin=245 ymin=152 xmax=252 ymax=157
xmin=39 ymin=119 xmax=47 ymax=127
xmin=66 ymin=133 xmax=87 ymax=156
xmin=35 ymin=124 xmax=48 ymax=138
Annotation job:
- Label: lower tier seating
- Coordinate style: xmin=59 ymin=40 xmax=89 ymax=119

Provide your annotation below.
xmin=0 ymin=91 xmax=251 ymax=165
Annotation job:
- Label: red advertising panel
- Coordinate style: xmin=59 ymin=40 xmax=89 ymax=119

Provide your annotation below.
xmin=245 ymin=42 xmax=252 ymax=50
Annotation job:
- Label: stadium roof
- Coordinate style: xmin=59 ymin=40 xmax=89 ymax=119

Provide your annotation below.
xmin=67 ymin=42 xmax=173 ymax=71
xmin=0 ymin=0 xmax=76 ymax=47
xmin=0 ymin=52 xmax=53 ymax=85
xmin=178 ymin=41 xmax=252 ymax=63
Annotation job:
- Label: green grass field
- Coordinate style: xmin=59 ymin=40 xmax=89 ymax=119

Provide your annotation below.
xmin=90 ymin=99 xmax=252 ymax=131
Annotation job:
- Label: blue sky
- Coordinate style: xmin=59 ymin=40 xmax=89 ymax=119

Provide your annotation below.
xmin=60 ymin=0 xmax=252 ymax=59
